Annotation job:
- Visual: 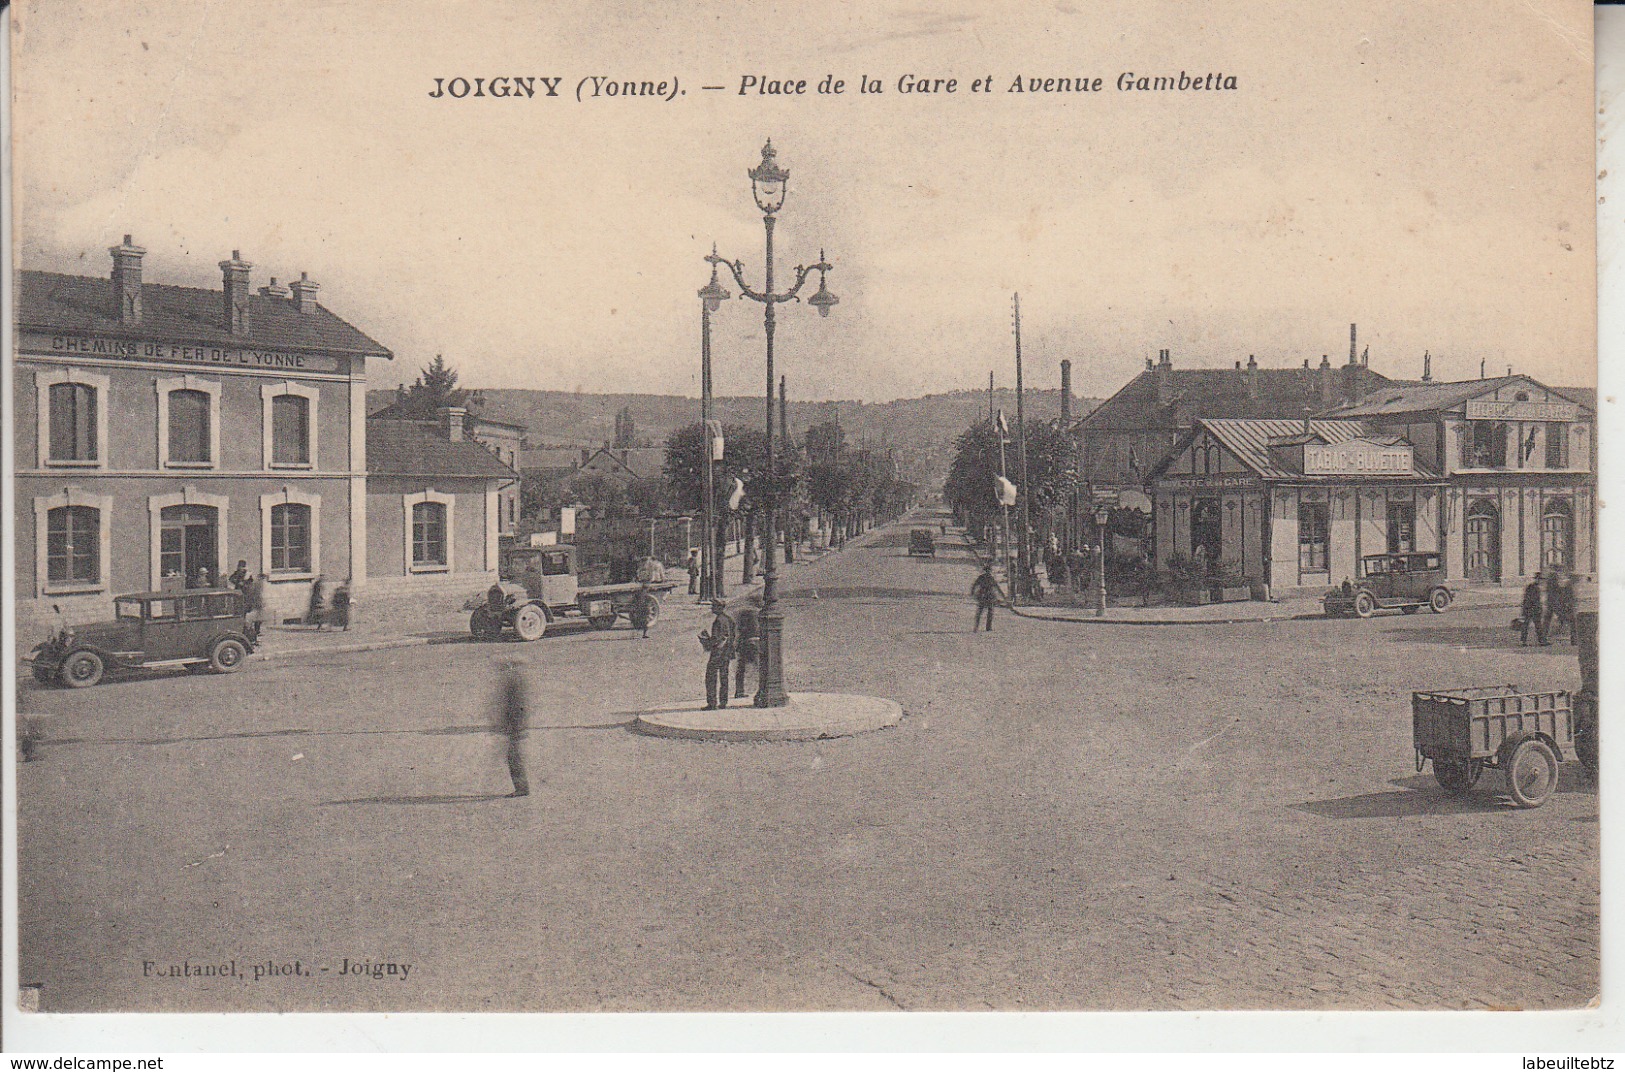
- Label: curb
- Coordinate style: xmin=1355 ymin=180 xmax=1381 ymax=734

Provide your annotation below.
xmin=1005 ymin=596 xmax=1524 ymax=627
xmin=250 ymin=635 xmax=431 ymax=662
xmin=631 ymin=692 xmax=904 ymax=742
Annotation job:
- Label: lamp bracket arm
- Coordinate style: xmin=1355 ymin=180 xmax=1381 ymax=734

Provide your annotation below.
xmin=716 ymin=257 xmax=769 ymax=303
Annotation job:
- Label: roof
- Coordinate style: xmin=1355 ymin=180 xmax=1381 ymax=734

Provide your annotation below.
xmin=1325 ymin=376 xmax=1595 ymax=419
xmin=519 ymin=448 xmax=584 ymax=472
xmin=369 ymin=397 xmax=527 ymax=432
xmin=17 ymin=270 xmax=392 ymax=357
xmin=366 ymin=419 xmax=519 ymax=479
xmin=1152 ymin=418 xmax=1441 ymax=482
xmin=579 ymin=447 xmax=665 ymax=481
xmin=1079 ymin=362 xmax=1394 ymax=431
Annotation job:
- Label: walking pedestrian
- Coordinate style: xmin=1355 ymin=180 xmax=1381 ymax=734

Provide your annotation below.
xmin=306 ymin=575 xmax=327 ymax=631
xmin=495 ymin=661 xmax=530 ymax=797
xmin=971 ymin=562 xmax=1003 ymax=632
xmin=330 ymin=581 xmax=352 ymax=631
xmin=1547 ymin=570 xmax=1576 ymax=643
xmin=686 ymin=548 xmax=701 ymax=595
xmin=1520 ymin=572 xmax=1548 ymax=646
xmin=630 ymin=581 xmax=654 ymax=638
xmin=244 ymin=574 xmax=267 ymax=642
xmin=700 ymin=598 xmax=736 ymax=710
xmin=734 ymin=597 xmax=761 ymax=699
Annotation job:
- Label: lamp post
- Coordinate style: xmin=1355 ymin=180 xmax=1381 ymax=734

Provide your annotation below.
xmin=711 ymin=139 xmax=838 ymax=707
xmin=697 ymin=250 xmax=731 ymax=601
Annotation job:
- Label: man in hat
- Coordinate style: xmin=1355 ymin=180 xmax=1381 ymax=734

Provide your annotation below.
xmin=971 ymin=562 xmax=1003 ymax=632
xmin=1520 ymin=572 xmax=1548 ymax=646
xmin=700 ymin=598 xmax=736 ymax=709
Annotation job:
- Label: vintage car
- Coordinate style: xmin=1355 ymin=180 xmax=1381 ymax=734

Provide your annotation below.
xmin=908 ymin=529 xmax=936 ymax=557
xmin=1323 ymin=551 xmax=1452 ymax=618
xmin=25 ymin=589 xmax=256 ymax=688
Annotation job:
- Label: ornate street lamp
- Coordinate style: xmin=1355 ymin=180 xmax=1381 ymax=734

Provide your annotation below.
xmin=711 ymin=139 xmax=839 ymax=707
xmin=697 ymin=250 xmax=731 ymax=601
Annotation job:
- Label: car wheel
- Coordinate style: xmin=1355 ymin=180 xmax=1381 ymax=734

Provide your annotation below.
xmin=470 ymin=606 xmax=501 ymax=640
xmin=61 ymin=650 xmax=104 ymax=688
xmin=209 ymin=637 xmax=247 ymax=674
xmin=1428 ymin=588 xmax=1451 ymax=613
xmin=513 ymin=603 xmax=549 ymax=642
xmin=1354 ymin=592 xmax=1376 ymax=618
xmin=643 ymin=595 xmax=661 ymax=625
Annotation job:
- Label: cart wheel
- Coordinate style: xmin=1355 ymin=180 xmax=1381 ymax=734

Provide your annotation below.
xmin=588 ymin=613 xmax=618 ymax=630
xmin=643 ymin=595 xmax=661 ymax=624
xmin=1505 ymin=738 xmax=1559 ymax=808
xmin=470 ymin=606 xmax=501 ymax=640
xmin=513 ymin=603 xmax=549 ymax=642
xmin=61 ymin=650 xmax=104 ymax=689
xmin=1354 ymin=592 xmax=1376 ymax=618
xmin=1434 ymin=758 xmax=1484 ymax=792
xmin=209 ymin=637 xmax=247 ymax=674
xmin=1428 ymin=588 xmax=1452 ymax=613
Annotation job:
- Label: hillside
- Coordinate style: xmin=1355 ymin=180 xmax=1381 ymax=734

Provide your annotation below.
xmin=368 ymin=388 xmax=1100 ymax=490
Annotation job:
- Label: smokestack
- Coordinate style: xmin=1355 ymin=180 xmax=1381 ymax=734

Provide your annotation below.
xmin=1245 ymin=354 xmax=1260 ymax=400
xmin=1348 ymin=323 xmax=1358 ymax=366
xmin=1319 ymin=354 xmax=1335 ymax=407
xmin=220 ymin=250 xmax=253 ymax=335
xmin=109 ymin=234 xmax=145 ymax=324
xmin=1060 ymin=360 xmax=1072 ymax=424
xmin=1422 ymin=351 xmax=1432 ymax=383
xmin=290 ymin=271 xmax=321 ymax=315
xmin=1155 ymin=348 xmax=1174 ymax=406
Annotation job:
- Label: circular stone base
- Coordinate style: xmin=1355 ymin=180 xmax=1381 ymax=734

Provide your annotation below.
xmin=632 ymin=692 xmax=903 ymax=742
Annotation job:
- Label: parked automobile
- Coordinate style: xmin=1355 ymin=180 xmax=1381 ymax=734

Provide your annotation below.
xmin=1323 ymin=552 xmax=1452 ymax=618
xmin=466 ymin=544 xmax=677 ymax=640
xmin=908 ymin=529 xmax=936 ymax=557
xmin=25 ymin=589 xmax=256 ymax=688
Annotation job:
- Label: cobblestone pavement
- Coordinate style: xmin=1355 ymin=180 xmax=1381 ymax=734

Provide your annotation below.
xmin=16 ymin=513 xmax=1597 ymax=1012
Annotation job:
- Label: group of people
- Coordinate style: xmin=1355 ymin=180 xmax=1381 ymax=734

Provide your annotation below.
xmin=700 ymin=596 xmax=762 ymax=709
xmin=1519 ymin=570 xmax=1579 ymax=646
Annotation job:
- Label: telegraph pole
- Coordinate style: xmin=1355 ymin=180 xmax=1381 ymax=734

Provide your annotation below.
xmin=1013 ymin=294 xmax=1031 ymax=603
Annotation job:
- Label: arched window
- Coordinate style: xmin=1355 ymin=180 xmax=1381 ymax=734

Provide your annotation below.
xmin=46 ymin=505 xmax=100 ymax=584
xmin=271 ymin=394 xmax=311 ymax=466
xmin=1541 ymin=498 xmax=1574 ymax=570
xmin=412 ymin=501 xmax=447 ymax=567
xmin=168 ymin=389 xmax=212 ymax=464
xmin=48 ymin=382 xmax=98 ymax=462
xmin=270 ymin=503 xmax=312 ymax=572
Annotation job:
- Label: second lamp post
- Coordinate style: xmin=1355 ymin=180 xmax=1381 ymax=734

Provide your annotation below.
xmin=710 ymin=139 xmax=838 ymax=707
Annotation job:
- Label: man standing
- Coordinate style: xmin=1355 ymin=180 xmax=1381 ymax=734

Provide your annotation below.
xmin=700 ymin=598 xmax=736 ymax=710
xmin=1520 ymin=572 xmax=1548 ymax=646
xmin=228 ymin=560 xmax=251 ymax=594
xmin=496 ymin=661 xmax=530 ymax=798
xmin=686 ymin=548 xmax=701 ymax=596
xmin=1547 ymin=570 xmax=1576 ymax=643
xmin=734 ymin=597 xmax=761 ymax=699
xmin=971 ymin=562 xmax=1003 ymax=632
xmin=630 ymin=581 xmax=654 ymax=639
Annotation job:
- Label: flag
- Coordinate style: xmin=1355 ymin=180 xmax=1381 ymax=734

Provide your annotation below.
xmin=727 ymin=477 xmax=746 ymax=511
xmin=995 ymin=409 xmax=1009 ymax=441
xmin=705 ymin=419 xmax=724 ymax=461
xmin=1523 ymin=426 xmax=1538 ymax=461
xmin=995 ymin=474 xmax=1018 ymax=507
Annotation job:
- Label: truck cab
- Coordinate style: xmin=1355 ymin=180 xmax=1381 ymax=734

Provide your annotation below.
xmin=501 ymin=545 xmax=579 ymax=609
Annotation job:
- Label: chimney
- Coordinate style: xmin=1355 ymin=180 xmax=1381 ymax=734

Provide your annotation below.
xmin=1422 ymin=351 xmax=1432 ymax=382
xmin=1060 ymin=360 xmax=1072 ymax=424
xmin=1319 ymin=354 xmax=1335 ymax=407
xmin=1347 ymin=323 xmax=1359 ymax=367
xmin=439 ymin=406 xmax=467 ymax=442
xmin=289 ymin=271 xmax=320 ymax=314
xmin=259 ymin=276 xmax=291 ymax=299
xmin=220 ymin=250 xmax=253 ymax=335
xmin=109 ymin=235 xmax=145 ymax=324
xmin=1245 ymin=354 xmax=1260 ymax=400
xmin=1154 ymin=348 xmax=1174 ymax=406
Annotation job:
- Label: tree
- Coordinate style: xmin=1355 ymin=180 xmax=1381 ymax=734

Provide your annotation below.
xmin=391 ymin=353 xmax=484 ymax=423
xmin=804 ymin=420 xmax=846 ymax=464
xmin=945 ymin=417 xmax=1076 ymax=535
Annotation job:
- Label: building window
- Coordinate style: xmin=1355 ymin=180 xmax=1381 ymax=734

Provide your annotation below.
xmin=1541 ymin=498 xmax=1574 ymax=570
xmin=46 ymin=506 xmax=100 ymax=584
xmin=270 ymin=503 xmax=312 ymax=572
xmin=1386 ymin=502 xmax=1415 ymax=554
xmin=1298 ymin=502 xmax=1329 ymax=572
xmin=48 ymin=382 xmax=99 ymax=463
xmin=168 ymin=389 xmax=212 ymax=464
xmin=271 ymin=395 xmax=311 ymax=466
xmin=413 ymin=502 xmax=448 ymax=567
xmin=1463 ymin=421 xmax=1507 ymax=468
xmin=1545 ymin=423 xmax=1569 ymax=469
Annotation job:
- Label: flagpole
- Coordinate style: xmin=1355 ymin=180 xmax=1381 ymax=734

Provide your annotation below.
xmin=998 ymin=412 xmax=1014 ymax=593
xmin=1012 ymin=293 xmax=1031 ymax=603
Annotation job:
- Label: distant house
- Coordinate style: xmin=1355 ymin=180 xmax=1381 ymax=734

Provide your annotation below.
xmin=576 ymin=447 xmax=665 ymax=485
xmin=370 ymin=398 xmax=527 ymax=537
xmin=365 ymin=410 xmax=519 ymax=597
xmin=1076 ymin=337 xmax=1394 ymax=507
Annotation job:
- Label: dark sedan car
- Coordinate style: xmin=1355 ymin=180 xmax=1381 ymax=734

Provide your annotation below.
xmin=27 ymin=589 xmax=256 ymax=688
xmin=1323 ymin=552 xmax=1452 ymax=618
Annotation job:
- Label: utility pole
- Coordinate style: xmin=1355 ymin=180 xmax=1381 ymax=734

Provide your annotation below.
xmin=781 ymin=374 xmax=793 ymax=563
xmin=988 ymin=371 xmax=995 ymax=425
xmin=1013 ymin=293 xmax=1031 ymax=603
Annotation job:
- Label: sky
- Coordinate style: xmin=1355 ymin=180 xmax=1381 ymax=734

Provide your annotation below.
xmin=11 ymin=0 xmax=1598 ymax=401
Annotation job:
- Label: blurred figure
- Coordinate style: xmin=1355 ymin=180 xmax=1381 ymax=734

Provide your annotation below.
xmin=496 ymin=661 xmax=530 ymax=797
xmin=686 ymin=548 xmax=701 ymax=595
xmin=306 ymin=575 xmax=327 ymax=630
xmin=229 ymin=560 xmax=251 ymax=593
xmin=1546 ymin=570 xmax=1576 ymax=643
xmin=245 ymin=574 xmax=268 ymax=643
xmin=330 ymin=581 xmax=352 ymax=631
xmin=1520 ymin=573 xmax=1548 ymax=646
xmin=630 ymin=581 xmax=654 ymax=639
xmin=733 ymin=597 xmax=761 ymax=699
